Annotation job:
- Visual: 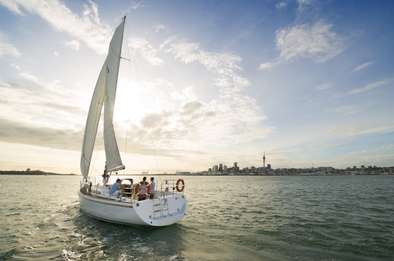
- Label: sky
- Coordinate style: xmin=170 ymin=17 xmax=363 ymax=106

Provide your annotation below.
xmin=0 ymin=0 xmax=393 ymax=173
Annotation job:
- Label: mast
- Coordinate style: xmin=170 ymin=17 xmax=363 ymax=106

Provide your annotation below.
xmin=80 ymin=17 xmax=126 ymax=177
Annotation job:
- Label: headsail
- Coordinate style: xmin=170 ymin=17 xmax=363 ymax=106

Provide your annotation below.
xmin=80 ymin=17 xmax=126 ymax=177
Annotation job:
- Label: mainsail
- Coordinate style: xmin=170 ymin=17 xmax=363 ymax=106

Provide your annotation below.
xmin=80 ymin=17 xmax=126 ymax=177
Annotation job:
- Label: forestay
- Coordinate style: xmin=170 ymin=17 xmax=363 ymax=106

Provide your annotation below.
xmin=80 ymin=17 xmax=126 ymax=177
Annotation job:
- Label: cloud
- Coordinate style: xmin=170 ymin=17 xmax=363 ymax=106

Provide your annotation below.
xmin=164 ymin=39 xmax=271 ymax=146
xmin=128 ymin=37 xmax=163 ymax=65
xmin=0 ymin=35 xmax=21 ymax=57
xmin=0 ymin=72 xmax=86 ymax=130
xmin=315 ymin=82 xmax=332 ymax=91
xmin=348 ymin=79 xmax=390 ymax=95
xmin=130 ymin=0 xmax=144 ymax=10
xmin=10 ymin=63 xmax=20 ymax=70
xmin=19 ymin=71 xmax=40 ymax=84
xmin=258 ymin=62 xmax=275 ymax=71
xmin=141 ymin=112 xmax=169 ymax=129
xmin=0 ymin=0 xmax=23 ymax=14
xmin=332 ymin=105 xmax=361 ymax=116
xmin=297 ymin=0 xmax=312 ymax=10
xmin=0 ymin=19 xmax=270 ymax=164
xmin=352 ymin=61 xmax=374 ymax=73
xmin=112 ymin=38 xmax=270 ymax=156
xmin=277 ymin=21 xmax=344 ymax=62
xmin=0 ymin=117 xmax=204 ymax=158
xmin=259 ymin=21 xmax=344 ymax=70
xmin=129 ymin=102 xmax=213 ymax=147
xmin=0 ymin=75 xmax=208 ymax=158
xmin=53 ymin=50 xmax=59 ymax=56
xmin=166 ymin=39 xmax=243 ymax=77
xmin=182 ymin=101 xmax=202 ymax=115
xmin=330 ymin=124 xmax=394 ymax=137
xmin=65 ymin=40 xmax=81 ymax=51
xmin=153 ymin=24 xmax=166 ymax=33
xmin=0 ymin=118 xmax=82 ymax=150
xmin=0 ymin=0 xmax=112 ymax=54
xmin=276 ymin=1 xmax=288 ymax=9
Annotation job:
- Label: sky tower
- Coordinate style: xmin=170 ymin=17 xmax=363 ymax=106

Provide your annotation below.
xmin=263 ymin=152 xmax=266 ymax=168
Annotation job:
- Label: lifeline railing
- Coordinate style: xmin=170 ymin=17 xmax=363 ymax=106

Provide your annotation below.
xmin=152 ymin=178 xmax=185 ymax=219
xmin=81 ymin=176 xmax=185 ymax=201
xmin=158 ymin=178 xmax=185 ymax=196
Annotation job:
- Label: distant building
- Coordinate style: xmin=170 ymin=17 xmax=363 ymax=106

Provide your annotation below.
xmin=219 ymin=163 xmax=223 ymax=172
xmin=233 ymin=162 xmax=239 ymax=171
xmin=213 ymin=165 xmax=218 ymax=172
xmin=263 ymin=152 xmax=266 ymax=168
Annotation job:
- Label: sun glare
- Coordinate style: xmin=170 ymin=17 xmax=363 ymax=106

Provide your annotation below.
xmin=115 ymin=78 xmax=155 ymax=124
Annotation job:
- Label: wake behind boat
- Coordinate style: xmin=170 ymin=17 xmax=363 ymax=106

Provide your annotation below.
xmin=78 ymin=16 xmax=187 ymax=226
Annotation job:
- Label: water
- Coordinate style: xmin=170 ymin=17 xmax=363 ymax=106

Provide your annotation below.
xmin=0 ymin=175 xmax=393 ymax=260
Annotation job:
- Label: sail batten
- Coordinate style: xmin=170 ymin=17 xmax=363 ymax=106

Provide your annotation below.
xmin=80 ymin=18 xmax=126 ymax=177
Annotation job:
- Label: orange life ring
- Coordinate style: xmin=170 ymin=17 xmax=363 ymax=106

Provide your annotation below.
xmin=176 ymin=179 xmax=185 ymax=192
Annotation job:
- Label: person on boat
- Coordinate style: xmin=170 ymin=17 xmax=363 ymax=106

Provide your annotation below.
xmin=133 ymin=182 xmax=140 ymax=200
xmin=138 ymin=177 xmax=148 ymax=200
xmin=148 ymin=177 xmax=156 ymax=199
xmin=102 ymin=165 xmax=109 ymax=186
xmin=110 ymin=178 xmax=122 ymax=196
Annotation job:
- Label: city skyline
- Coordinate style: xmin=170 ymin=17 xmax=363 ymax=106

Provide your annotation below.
xmin=0 ymin=0 xmax=393 ymax=173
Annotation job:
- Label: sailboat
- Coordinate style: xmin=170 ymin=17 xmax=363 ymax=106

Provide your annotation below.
xmin=78 ymin=17 xmax=187 ymax=226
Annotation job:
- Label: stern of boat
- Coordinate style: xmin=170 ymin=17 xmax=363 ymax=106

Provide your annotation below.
xmin=133 ymin=192 xmax=187 ymax=226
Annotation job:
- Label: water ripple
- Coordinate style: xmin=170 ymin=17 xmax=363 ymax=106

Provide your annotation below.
xmin=1 ymin=175 xmax=394 ymax=260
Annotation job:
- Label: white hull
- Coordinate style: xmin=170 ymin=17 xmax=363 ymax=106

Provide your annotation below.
xmin=79 ymin=191 xmax=187 ymax=226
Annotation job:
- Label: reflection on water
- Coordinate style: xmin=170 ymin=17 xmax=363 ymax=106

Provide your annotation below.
xmin=1 ymin=175 xmax=394 ymax=260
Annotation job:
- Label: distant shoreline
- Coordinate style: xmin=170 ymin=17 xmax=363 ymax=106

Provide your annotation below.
xmin=1 ymin=170 xmax=393 ymax=177
xmin=0 ymin=170 xmax=76 ymax=176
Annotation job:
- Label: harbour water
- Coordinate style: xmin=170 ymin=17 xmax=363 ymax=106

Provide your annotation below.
xmin=0 ymin=175 xmax=393 ymax=260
